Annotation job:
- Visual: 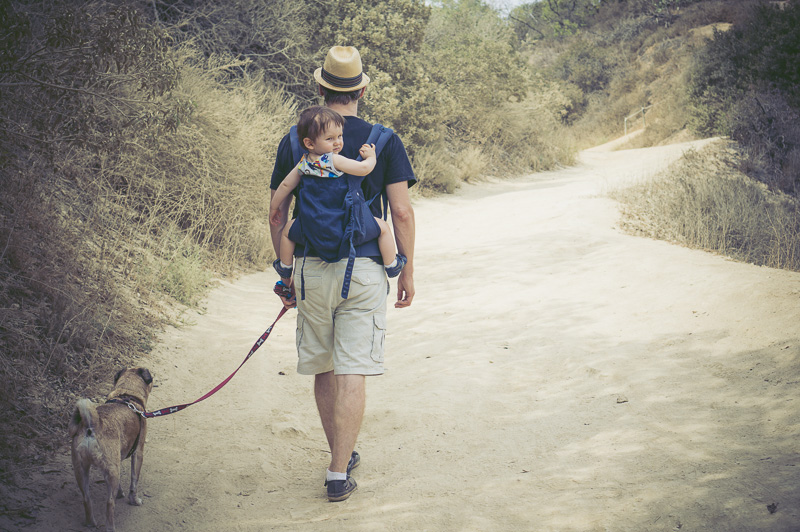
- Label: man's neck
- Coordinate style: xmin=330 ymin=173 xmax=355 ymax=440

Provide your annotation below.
xmin=326 ymin=100 xmax=359 ymax=117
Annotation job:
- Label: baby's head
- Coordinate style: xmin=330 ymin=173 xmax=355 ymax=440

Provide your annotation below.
xmin=298 ymin=106 xmax=345 ymax=155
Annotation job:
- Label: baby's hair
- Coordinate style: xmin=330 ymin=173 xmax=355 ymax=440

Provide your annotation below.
xmin=297 ymin=106 xmax=345 ymax=144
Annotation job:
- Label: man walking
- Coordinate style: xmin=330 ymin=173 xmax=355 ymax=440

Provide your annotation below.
xmin=269 ymin=46 xmax=416 ymax=502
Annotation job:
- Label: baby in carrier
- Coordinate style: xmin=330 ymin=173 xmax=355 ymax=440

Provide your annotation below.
xmin=269 ymin=106 xmax=406 ymax=286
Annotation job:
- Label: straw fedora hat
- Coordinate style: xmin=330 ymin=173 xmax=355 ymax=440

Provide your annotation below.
xmin=314 ymin=46 xmax=370 ymax=92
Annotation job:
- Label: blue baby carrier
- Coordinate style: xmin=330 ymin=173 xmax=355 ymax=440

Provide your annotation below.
xmin=287 ymin=122 xmax=394 ymax=299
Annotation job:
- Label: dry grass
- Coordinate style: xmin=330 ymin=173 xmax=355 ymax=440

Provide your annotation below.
xmin=611 ymin=140 xmax=800 ymax=271
xmin=0 ymin=41 xmax=295 ymax=476
xmin=413 ymin=91 xmax=577 ymax=195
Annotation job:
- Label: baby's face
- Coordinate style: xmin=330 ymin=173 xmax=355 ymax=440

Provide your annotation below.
xmin=311 ymin=124 xmax=344 ymax=155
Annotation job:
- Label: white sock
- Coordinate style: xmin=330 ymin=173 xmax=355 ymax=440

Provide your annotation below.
xmin=385 ymin=258 xmax=397 ymax=269
xmin=280 ymin=261 xmax=293 ymax=270
xmin=326 ymin=469 xmax=347 ymax=482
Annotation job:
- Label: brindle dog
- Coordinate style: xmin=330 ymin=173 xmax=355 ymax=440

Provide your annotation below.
xmin=68 ymin=367 xmax=153 ymax=531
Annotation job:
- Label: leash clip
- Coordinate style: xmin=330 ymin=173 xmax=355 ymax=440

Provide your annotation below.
xmin=125 ymin=400 xmax=146 ymax=418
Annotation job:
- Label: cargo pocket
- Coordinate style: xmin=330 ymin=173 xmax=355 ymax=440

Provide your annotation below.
xmin=370 ymin=314 xmax=386 ymax=363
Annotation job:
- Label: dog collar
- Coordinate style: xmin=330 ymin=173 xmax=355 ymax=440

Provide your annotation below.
xmin=105 ymin=396 xmax=146 ymax=418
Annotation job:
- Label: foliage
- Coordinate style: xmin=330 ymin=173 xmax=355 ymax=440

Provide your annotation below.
xmin=422 ymin=0 xmax=527 ymax=142
xmin=549 ymin=37 xmax=618 ymax=94
xmin=0 ymin=0 xmax=176 ymax=467
xmin=145 ymin=0 xmax=321 ymax=102
xmin=0 ymin=0 xmax=290 ymax=470
xmin=510 ymin=0 xmax=602 ymax=40
xmin=688 ymin=1 xmax=800 ymax=193
xmin=624 ymin=0 xmax=704 ymax=24
xmin=316 ymin=0 xmax=437 ymax=150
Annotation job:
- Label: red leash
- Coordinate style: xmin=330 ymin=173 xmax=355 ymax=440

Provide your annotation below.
xmin=143 ymin=283 xmax=293 ymax=419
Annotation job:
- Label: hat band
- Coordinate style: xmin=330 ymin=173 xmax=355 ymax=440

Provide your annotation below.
xmin=321 ymin=68 xmax=363 ymax=90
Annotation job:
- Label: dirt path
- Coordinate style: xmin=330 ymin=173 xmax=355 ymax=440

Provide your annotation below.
xmin=18 ymin=139 xmax=800 ymax=531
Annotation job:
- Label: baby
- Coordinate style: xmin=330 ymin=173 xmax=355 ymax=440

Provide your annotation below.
xmin=269 ymin=106 xmax=406 ymax=283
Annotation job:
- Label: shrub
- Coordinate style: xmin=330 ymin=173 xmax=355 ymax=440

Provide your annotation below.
xmin=510 ymin=0 xmax=600 ymax=40
xmin=727 ymin=87 xmax=800 ymax=193
xmin=611 ymin=141 xmax=800 ymax=271
xmin=316 ymin=0 xmax=436 ymax=152
xmin=412 ymin=146 xmax=461 ymax=195
xmin=0 ymin=0 xmax=183 ymax=466
xmin=549 ymin=37 xmax=618 ymax=94
xmin=147 ymin=0 xmax=321 ymax=102
xmin=0 ymin=0 xmax=293 ymax=470
xmin=687 ymin=1 xmax=800 ymax=193
xmin=422 ymin=0 xmax=526 ymax=142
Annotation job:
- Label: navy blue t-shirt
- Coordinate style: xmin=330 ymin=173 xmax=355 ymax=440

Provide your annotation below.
xmin=269 ymin=115 xmax=416 ymax=258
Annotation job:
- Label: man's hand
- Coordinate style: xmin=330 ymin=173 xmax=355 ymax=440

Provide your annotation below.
xmin=395 ymin=270 xmax=414 ymax=308
xmin=269 ymin=207 xmax=283 ymax=227
xmin=274 ymin=280 xmax=297 ymax=309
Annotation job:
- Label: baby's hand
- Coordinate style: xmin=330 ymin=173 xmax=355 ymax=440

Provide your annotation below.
xmin=359 ymin=143 xmax=376 ymax=160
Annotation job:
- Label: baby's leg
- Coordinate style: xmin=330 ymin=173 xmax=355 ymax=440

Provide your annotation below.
xmin=375 ymin=217 xmax=397 ymax=266
xmin=279 ymin=220 xmax=296 ymax=278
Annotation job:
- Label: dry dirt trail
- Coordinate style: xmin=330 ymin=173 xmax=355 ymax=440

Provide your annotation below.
xmin=21 ymin=139 xmax=800 ymax=531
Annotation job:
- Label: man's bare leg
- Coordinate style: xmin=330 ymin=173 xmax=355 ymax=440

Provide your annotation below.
xmin=314 ymin=371 xmax=365 ymax=473
xmin=314 ymin=371 xmax=336 ymax=452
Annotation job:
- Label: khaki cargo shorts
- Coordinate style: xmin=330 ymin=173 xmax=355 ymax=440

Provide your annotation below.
xmin=294 ymin=257 xmax=389 ymax=375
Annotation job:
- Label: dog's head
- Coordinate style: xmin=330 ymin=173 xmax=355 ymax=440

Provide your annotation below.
xmin=108 ymin=367 xmax=154 ymax=405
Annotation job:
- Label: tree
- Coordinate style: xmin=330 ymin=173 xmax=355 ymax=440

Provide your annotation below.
xmin=688 ymin=2 xmax=800 ymax=192
xmin=510 ymin=0 xmax=601 ymax=40
xmin=423 ymin=0 xmax=527 ymax=141
xmin=146 ymin=0 xmax=321 ymax=101
xmin=316 ymin=0 xmax=435 ymax=151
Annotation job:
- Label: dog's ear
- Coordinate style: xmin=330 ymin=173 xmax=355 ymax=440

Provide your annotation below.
xmin=138 ymin=368 xmax=153 ymax=385
xmin=113 ymin=368 xmax=125 ymax=384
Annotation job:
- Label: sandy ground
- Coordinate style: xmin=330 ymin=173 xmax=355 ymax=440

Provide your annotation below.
xmin=9 ymin=138 xmax=800 ymax=531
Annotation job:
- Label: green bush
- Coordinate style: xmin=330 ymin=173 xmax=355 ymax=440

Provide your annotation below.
xmin=510 ymin=0 xmax=600 ymax=40
xmin=550 ymin=37 xmax=618 ymax=94
xmin=316 ymin=0 xmax=437 ymax=151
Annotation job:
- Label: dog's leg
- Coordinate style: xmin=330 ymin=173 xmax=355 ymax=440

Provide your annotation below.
xmin=128 ymin=421 xmax=146 ymax=506
xmin=127 ymin=447 xmax=144 ymax=506
xmin=102 ymin=463 xmax=121 ymax=532
xmin=72 ymin=453 xmax=96 ymax=527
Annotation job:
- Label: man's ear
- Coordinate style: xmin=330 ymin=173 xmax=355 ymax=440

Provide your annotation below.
xmin=358 ymin=87 xmax=366 ymax=99
xmin=302 ymin=137 xmax=315 ymax=151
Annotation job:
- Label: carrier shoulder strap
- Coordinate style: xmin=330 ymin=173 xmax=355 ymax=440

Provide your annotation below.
xmin=340 ymin=123 xmax=395 ymax=299
xmin=289 ymin=125 xmax=306 ymax=165
xmin=358 ymin=123 xmax=393 ymax=222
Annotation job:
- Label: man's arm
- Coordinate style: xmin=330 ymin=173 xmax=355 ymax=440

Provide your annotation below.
xmin=270 ymin=188 xmax=293 ymax=259
xmin=386 ymin=181 xmax=415 ymax=308
xmin=270 ymin=187 xmax=297 ymax=309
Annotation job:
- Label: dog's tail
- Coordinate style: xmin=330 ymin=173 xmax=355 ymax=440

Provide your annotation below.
xmin=68 ymin=398 xmax=98 ymax=439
